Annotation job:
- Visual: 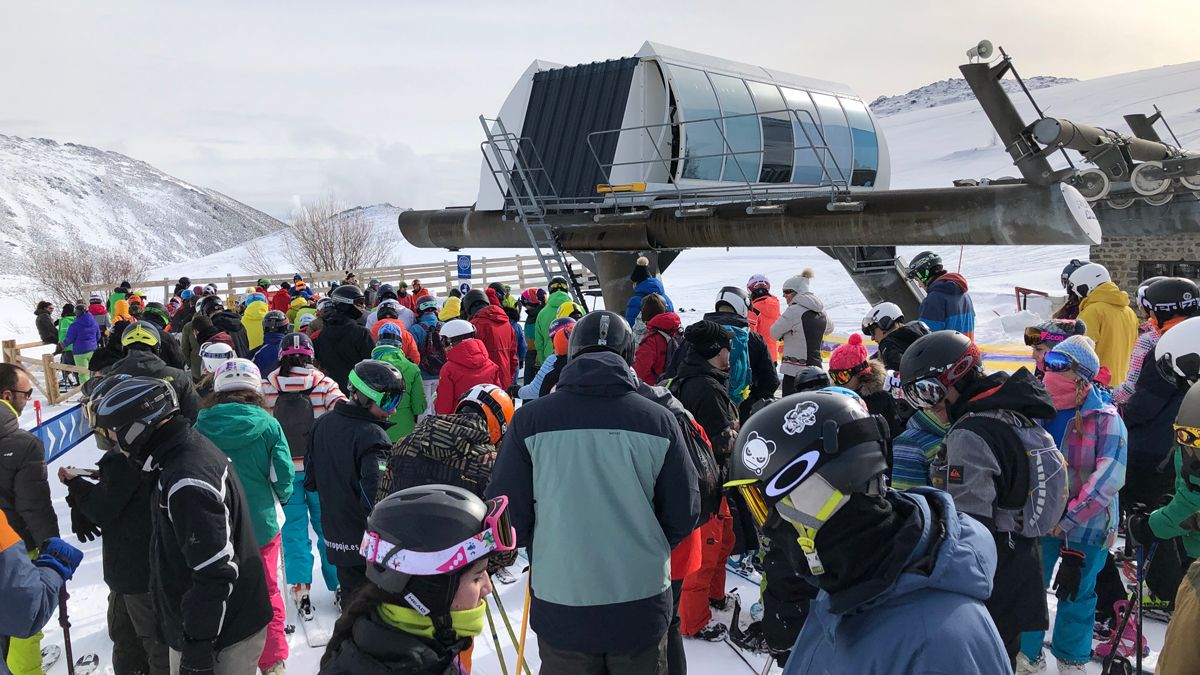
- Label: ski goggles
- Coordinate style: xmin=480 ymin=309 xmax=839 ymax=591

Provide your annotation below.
xmin=359 ymin=496 xmax=516 ymax=575
xmin=1023 ymin=327 xmax=1070 ymax=347
xmin=349 ymin=371 xmax=404 ymax=413
xmin=829 ymin=362 xmax=868 ymax=386
xmin=861 ymin=321 xmax=879 ymax=337
xmin=1175 ymin=425 xmax=1200 ymax=449
xmin=737 ymin=485 xmax=771 ymax=529
xmin=1042 ymin=351 xmax=1076 ymax=374
xmin=902 ymin=377 xmax=948 ymax=410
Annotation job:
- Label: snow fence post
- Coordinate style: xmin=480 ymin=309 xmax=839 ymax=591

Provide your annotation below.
xmin=41 ymin=353 xmax=58 ymax=406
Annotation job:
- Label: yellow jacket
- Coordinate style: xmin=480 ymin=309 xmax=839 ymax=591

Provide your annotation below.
xmin=1078 ymin=281 xmax=1139 ymax=387
xmin=241 ymin=301 xmax=269 ymax=351
xmin=438 ymin=297 xmax=462 ymax=322
xmin=287 ymin=297 xmax=309 ymax=324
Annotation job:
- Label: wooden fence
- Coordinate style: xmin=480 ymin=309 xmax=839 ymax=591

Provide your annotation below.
xmin=83 ymin=254 xmax=599 ymax=304
xmin=1 ymin=340 xmax=90 ymax=405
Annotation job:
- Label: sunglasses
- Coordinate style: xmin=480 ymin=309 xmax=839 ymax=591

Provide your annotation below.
xmin=1176 ymin=425 xmax=1200 ymax=449
xmin=1043 ymin=351 xmax=1076 ymax=373
xmin=1023 ymin=327 xmax=1069 ymax=347
xmin=902 ymin=377 xmax=948 ymax=409
xmin=360 ymin=496 xmax=516 ymax=575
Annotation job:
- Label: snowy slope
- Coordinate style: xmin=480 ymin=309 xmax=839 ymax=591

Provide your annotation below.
xmin=869 ymin=75 xmax=1077 ymax=117
xmin=0 ymin=134 xmax=282 ymax=261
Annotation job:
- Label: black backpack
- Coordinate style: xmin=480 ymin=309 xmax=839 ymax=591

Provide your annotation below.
xmin=657 ymin=331 xmax=685 ymax=385
xmin=273 ymin=385 xmax=317 ymax=460
xmin=420 ymin=323 xmax=448 ymax=376
xmin=675 ymin=412 xmax=722 ymax=518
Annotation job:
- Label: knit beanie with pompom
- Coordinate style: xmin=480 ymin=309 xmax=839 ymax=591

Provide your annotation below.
xmin=631 ymin=255 xmax=651 ymax=283
xmin=829 ymin=333 xmax=870 ymax=372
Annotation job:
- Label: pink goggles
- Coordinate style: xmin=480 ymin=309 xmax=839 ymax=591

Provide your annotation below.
xmin=360 ymin=496 xmax=516 ymax=576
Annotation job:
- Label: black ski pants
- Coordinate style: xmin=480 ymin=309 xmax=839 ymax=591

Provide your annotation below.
xmin=109 ymin=591 xmax=169 ymax=675
xmin=539 ymin=632 xmax=667 ymax=675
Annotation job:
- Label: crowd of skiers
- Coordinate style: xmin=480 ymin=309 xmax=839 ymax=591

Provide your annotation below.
xmin=4 ymin=250 xmax=1200 ymax=675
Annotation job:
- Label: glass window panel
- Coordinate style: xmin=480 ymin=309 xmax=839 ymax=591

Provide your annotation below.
xmin=709 ymin=73 xmax=762 ymax=183
xmin=747 ymin=81 xmax=793 ymax=183
xmin=810 ymin=92 xmax=853 ymax=186
xmin=840 ymin=97 xmax=879 ymax=187
xmin=781 ymin=88 xmax=826 ymax=185
xmin=670 ymin=66 xmax=723 ymax=181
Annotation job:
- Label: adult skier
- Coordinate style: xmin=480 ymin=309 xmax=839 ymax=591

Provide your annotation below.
xmin=312 ymin=285 xmax=375 ymax=392
xmin=624 ymin=256 xmax=674 ymax=326
xmin=0 ymin=509 xmax=81 ymax=671
xmin=1067 ymin=262 xmax=1139 ymax=386
xmin=725 ymin=391 xmax=1011 ymax=674
xmin=862 ymin=302 xmax=930 ymax=372
xmin=747 ymin=274 xmax=782 ymax=364
xmin=462 ymin=289 xmax=518 ymax=387
xmin=92 ymin=377 xmax=272 ymax=675
xmin=907 ymin=251 xmax=976 ymax=338
xmin=681 ymin=286 xmax=779 ymax=418
xmin=108 ymin=321 xmax=201 ymax=421
xmin=486 ymin=310 xmax=699 ymax=674
xmin=533 ymin=276 xmax=572 ymax=366
xmin=772 ymin=270 xmax=834 ymax=393
xmin=304 ymin=360 xmax=405 ymax=599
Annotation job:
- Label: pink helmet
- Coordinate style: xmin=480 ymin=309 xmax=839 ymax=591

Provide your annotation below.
xmin=279 ymin=332 xmax=315 ymax=359
xmin=747 ymin=274 xmax=770 ymax=292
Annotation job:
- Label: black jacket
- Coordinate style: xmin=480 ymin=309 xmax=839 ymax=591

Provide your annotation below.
xmin=876 ymin=322 xmax=930 ymax=372
xmin=156 ymin=330 xmax=187 ymax=371
xmin=1125 ymin=341 xmax=1184 ymax=475
xmin=0 ymin=402 xmax=58 ymax=549
xmin=108 ymin=349 xmax=200 ymax=422
xmin=144 ymin=417 xmax=271 ymax=650
xmin=304 ymin=401 xmax=391 ymax=567
xmin=947 ymin=368 xmax=1054 ymax=639
xmin=671 ymin=352 xmax=739 ymax=460
xmin=313 ymin=312 xmax=376 ymax=392
xmin=66 ymin=450 xmax=152 ymax=594
xmin=168 ymin=304 xmax=195 ymax=335
xmin=210 ymin=310 xmax=250 ymax=358
xmin=321 ymin=610 xmax=469 ymax=675
xmin=35 ymin=310 xmax=58 ymax=345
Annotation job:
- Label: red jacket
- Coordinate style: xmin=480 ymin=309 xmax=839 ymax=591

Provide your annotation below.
xmin=397 ymin=294 xmax=417 ymax=313
xmin=435 ymin=338 xmax=502 ymax=414
xmin=271 ymin=289 xmax=293 ymax=314
xmin=370 ymin=319 xmax=422 ymax=365
xmin=750 ymin=294 xmax=782 ymax=363
xmin=633 ymin=312 xmax=681 ymax=385
xmin=470 ymin=305 xmax=518 ymax=386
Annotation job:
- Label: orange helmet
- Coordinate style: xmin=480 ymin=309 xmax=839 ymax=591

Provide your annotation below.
xmin=456 ymin=384 xmax=515 ymax=444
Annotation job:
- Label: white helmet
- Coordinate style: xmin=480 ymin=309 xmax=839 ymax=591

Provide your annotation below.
xmin=1066 ymin=263 xmax=1111 ymax=298
xmin=1155 ymin=316 xmax=1200 ymax=390
xmin=862 ymin=302 xmax=904 ymax=334
xmin=213 ymin=358 xmax=262 ymax=394
xmin=440 ymin=319 xmax=476 ymax=348
xmin=199 ymin=341 xmax=236 ymax=374
xmin=715 ymin=286 xmax=750 ymax=317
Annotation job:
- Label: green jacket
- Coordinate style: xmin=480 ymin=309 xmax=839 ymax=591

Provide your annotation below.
xmin=371 ymin=345 xmax=427 ymax=442
xmin=534 ymin=291 xmax=571 ymax=365
xmin=1149 ymin=448 xmax=1200 ymax=558
xmin=57 ymin=316 xmax=75 ymax=351
xmin=106 ymin=291 xmax=125 ymax=319
xmin=194 ymin=402 xmax=294 ymax=546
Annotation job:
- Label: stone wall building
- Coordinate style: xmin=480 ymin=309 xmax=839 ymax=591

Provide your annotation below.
xmin=1089 ymin=232 xmax=1200 ymax=297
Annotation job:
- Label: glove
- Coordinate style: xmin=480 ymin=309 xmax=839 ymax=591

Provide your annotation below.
xmin=179 ymin=640 xmax=216 ymax=675
xmin=65 ymin=493 xmax=101 ymax=543
xmin=33 ymin=537 xmax=84 ymax=581
xmin=1127 ymin=513 xmax=1160 ymax=549
xmin=1053 ymin=547 xmax=1085 ymax=601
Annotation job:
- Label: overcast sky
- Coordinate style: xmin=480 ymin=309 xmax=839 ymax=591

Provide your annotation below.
xmin=2 ymin=1 xmax=1196 ymax=220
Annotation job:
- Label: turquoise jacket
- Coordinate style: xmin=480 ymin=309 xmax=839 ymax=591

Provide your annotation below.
xmin=371 ymin=344 xmax=427 ymax=442
xmin=195 ymin=403 xmax=294 ymax=546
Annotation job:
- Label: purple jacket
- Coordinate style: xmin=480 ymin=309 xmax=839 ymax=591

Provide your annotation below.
xmin=1055 ymin=386 xmax=1127 ymax=548
xmin=62 ymin=310 xmax=99 ymax=354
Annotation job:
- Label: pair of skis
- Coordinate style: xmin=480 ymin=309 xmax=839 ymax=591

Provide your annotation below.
xmin=725 ymin=590 xmax=776 ymax=675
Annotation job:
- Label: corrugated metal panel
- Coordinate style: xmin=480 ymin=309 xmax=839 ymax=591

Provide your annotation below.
xmin=521 ymin=57 xmax=638 ymax=201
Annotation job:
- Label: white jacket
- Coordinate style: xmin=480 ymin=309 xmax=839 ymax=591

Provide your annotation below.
xmin=770 ymin=290 xmax=833 ymax=377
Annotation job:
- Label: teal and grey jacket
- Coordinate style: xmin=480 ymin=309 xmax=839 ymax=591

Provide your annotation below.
xmin=486 ymin=351 xmax=700 ymax=654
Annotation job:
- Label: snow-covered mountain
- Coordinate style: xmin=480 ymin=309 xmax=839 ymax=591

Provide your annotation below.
xmin=869 ymin=75 xmax=1077 ymax=117
xmin=0 ymin=134 xmax=282 ymax=261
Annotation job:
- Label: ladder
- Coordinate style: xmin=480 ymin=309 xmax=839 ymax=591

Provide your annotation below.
xmin=479 ymin=116 xmax=588 ymax=309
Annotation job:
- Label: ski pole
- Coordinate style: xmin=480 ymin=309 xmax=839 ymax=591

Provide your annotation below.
xmin=59 ymin=587 xmax=75 ymax=675
xmin=759 ymin=653 xmax=775 ymax=675
xmin=1101 ymin=542 xmax=1156 ymax=674
xmin=484 ymin=596 xmax=509 ymax=675
xmin=515 ymin=581 xmax=531 ymax=675
xmin=489 ymin=576 xmax=532 ymax=675
xmin=1136 ymin=543 xmax=1153 ymax=675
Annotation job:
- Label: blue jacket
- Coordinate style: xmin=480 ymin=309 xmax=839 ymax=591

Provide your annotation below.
xmin=624 ymin=278 xmax=674 ymax=326
xmin=408 ymin=314 xmax=441 ymax=381
xmin=785 ymin=488 xmax=1009 ymax=675
xmin=917 ymin=273 xmax=975 ymax=337
xmin=252 ymin=331 xmax=285 ymax=377
xmin=485 ymin=351 xmax=699 ymax=654
xmin=517 ymin=354 xmax=557 ymax=401
xmin=62 ymin=310 xmax=99 ymax=354
xmin=510 ymin=319 xmax=527 ymax=365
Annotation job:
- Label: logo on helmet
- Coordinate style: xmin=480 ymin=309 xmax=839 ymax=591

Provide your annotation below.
xmin=597 ymin=313 xmax=610 ymax=346
xmin=741 ymin=432 xmax=776 ymax=476
xmin=782 ymin=401 xmax=819 ymax=435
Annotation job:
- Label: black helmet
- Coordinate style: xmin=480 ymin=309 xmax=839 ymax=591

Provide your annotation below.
xmin=178 ymin=276 xmax=190 ymax=287
xmin=197 ymin=295 xmax=224 ymax=316
xmin=898 ymin=331 xmax=982 ymax=410
xmin=377 ymin=283 xmax=398 ymax=302
xmin=262 ymin=310 xmax=289 ymax=334
xmin=461 ymin=289 xmax=490 ymax=318
xmin=121 ymin=320 xmax=161 ymax=352
xmin=715 ymin=286 xmax=750 ymax=317
xmin=330 ymin=284 xmax=365 ymax=318
xmin=142 ymin=302 xmax=170 ymax=329
xmin=906 ymin=251 xmax=944 ymax=283
xmin=1155 ymin=317 xmax=1200 ymax=392
xmin=93 ymin=376 xmax=180 ymax=459
xmin=1060 ymin=259 xmax=1087 ymax=291
xmin=1141 ymin=277 xmax=1200 ymax=324
xmin=548 ymin=276 xmax=569 ymax=292
xmin=567 ymin=310 xmax=634 ymax=364
xmin=487 ymin=282 xmax=507 ymax=297
xmin=348 ymin=360 xmax=406 ymax=412
xmin=361 ymin=484 xmax=514 ymax=643
xmin=793 ymin=367 xmax=832 ymax=392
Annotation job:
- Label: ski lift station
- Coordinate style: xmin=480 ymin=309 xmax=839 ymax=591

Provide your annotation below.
xmin=399 ymin=42 xmax=1137 ymax=315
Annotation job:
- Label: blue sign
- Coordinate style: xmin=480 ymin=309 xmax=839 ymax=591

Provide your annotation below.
xmin=457 ymin=255 xmax=472 ymax=279
xmin=33 ymin=405 xmax=93 ymax=463
xmin=459 ymin=282 xmax=472 ymax=296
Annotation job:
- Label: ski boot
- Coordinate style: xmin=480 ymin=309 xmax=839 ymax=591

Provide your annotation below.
xmin=709 ymin=592 xmax=737 ymax=612
xmin=1094 ymin=600 xmax=1149 ymax=661
xmin=262 ymin=661 xmax=286 ymax=675
xmin=291 ymin=584 xmax=315 ymax=621
xmin=1014 ymin=652 xmax=1045 ymax=674
xmin=686 ymin=620 xmax=728 ymax=642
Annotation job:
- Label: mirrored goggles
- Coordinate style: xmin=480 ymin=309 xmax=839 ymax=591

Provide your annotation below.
xmin=830 ymin=362 xmax=867 ymax=386
xmin=1023 ymin=327 xmax=1069 ymax=347
xmin=738 ymin=485 xmax=770 ymax=529
xmin=1176 ymin=425 xmax=1200 ymax=449
xmin=861 ymin=322 xmax=878 ymax=337
xmin=360 ymin=496 xmax=516 ymax=575
xmin=902 ymin=377 xmax=948 ymax=409
xmin=1043 ymin=350 xmax=1075 ymax=373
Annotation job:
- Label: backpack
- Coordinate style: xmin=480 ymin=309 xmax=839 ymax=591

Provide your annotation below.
xmin=656 ymin=331 xmax=685 ymax=386
xmin=947 ymin=409 xmax=1068 ymax=538
xmin=274 ymin=385 xmax=317 ymax=460
xmin=725 ymin=324 xmax=751 ymax=405
xmin=678 ymin=414 xmax=722 ymax=518
xmin=419 ymin=322 xmax=448 ymax=376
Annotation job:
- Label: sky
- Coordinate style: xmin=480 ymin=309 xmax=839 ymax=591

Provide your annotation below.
xmin=2 ymin=0 xmax=1197 ymax=220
